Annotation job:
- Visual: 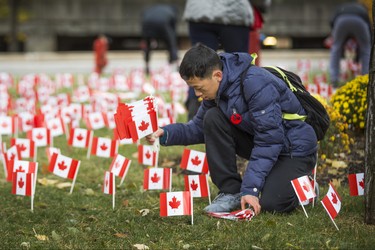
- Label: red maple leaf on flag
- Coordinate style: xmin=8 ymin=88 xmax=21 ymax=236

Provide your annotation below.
xmin=18 ymin=144 xmax=27 ymax=151
xmin=1 ymin=122 xmax=8 ymax=128
xmin=76 ymin=134 xmax=84 ymax=141
xmin=138 ymin=120 xmax=149 ymax=131
xmin=115 ymin=160 xmax=121 ymax=168
xmin=16 ymin=166 xmax=24 ymax=172
xmin=52 ymin=124 xmax=58 ymax=130
xmin=18 ymin=177 xmax=24 ymax=188
xmin=169 ymin=196 xmax=181 ymax=209
xmin=145 ymin=151 xmax=151 ymax=159
xmin=36 ymin=133 xmax=44 ymax=140
xmin=10 ymin=153 xmax=16 ymax=161
xmin=191 ymin=156 xmax=201 ymax=166
xmin=190 ymin=180 xmax=198 ymax=190
xmin=26 ymin=119 xmax=33 ymax=126
xmin=73 ymin=108 xmax=78 ymax=113
xmin=94 ymin=118 xmax=100 ymax=123
xmin=359 ymin=178 xmax=365 ymax=189
xmin=302 ymin=181 xmax=310 ymax=192
xmin=105 ymin=179 xmax=108 ymax=187
xmin=58 ymin=161 xmax=67 ymax=170
xmin=331 ymin=193 xmax=338 ymax=204
xmin=151 ymin=173 xmax=160 ymax=183
xmin=100 ymin=143 xmax=108 ymax=151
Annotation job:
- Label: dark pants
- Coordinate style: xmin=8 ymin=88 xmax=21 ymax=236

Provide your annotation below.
xmin=142 ymin=21 xmax=178 ymax=73
xmin=330 ymin=15 xmax=371 ymax=84
xmin=203 ymin=107 xmax=316 ymax=213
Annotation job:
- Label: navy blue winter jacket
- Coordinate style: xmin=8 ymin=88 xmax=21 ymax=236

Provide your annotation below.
xmin=162 ymin=52 xmax=318 ymax=197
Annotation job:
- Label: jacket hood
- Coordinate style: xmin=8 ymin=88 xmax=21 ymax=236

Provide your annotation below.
xmin=218 ymin=52 xmax=253 ymax=95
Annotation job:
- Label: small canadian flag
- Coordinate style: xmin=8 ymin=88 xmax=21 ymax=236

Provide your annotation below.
xmin=143 ymin=168 xmax=172 ymax=191
xmin=321 ymin=183 xmax=341 ymax=230
xmin=45 ymin=117 xmax=65 ymax=137
xmin=91 ymin=137 xmax=118 ymax=158
xmin=103 ymin=171 xmax=115 ymax=195
xmin=184 ymin=174 xmax=210 ymax=198
xmin=3 ymin=144 xmax=22 ymax=163
xmin=138 ymin=144 xmax=157 ymax=166
xmin=27 ymin=127 xmax=51 ymax=147
xmin=11 ymin=138 xmax=36 ymax=159
xmin=86 ymin=112 xmax=106 ymax=130
xmin=46 ymin=147 xmax=61 ymax=162
xmin=68 ymin=128 xmax=93 ymax=148
xmin=2 ymin=145 xmax=21 ymax=179
xmin=180 ymin=148 xmax=209 ymax=174
xmin=128 ymin=111 xmax=158 ymax=142
xmin=12 ymin=171 xmax=33 ymax=197
xmin=321 ymin=183 xmax=342 ymax=219
xmin=109 ymin=154 xmax=131 ymax=185
xmin=160 ymin=191 xmax=192 ymax=218
xmin=0 ymin=115 xmax=17 ymax=135
xmin=7 ymin=159 xmax=37 ymax=182
xmin=348 ymin=173 xmax=365 ymax=196
xmin=48 ymin=152 xmax=80 ymax=180
xmin=291 ymin=175 xmax=316 ymax=203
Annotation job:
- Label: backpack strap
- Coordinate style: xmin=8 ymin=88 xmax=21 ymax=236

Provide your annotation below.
xmin=282 ymin=113 xmax=306 ymax=121
xmin=264 ymin=66 xmax=297 ymax=92
xmin=263 ymin=66 xmax=307 ymax=121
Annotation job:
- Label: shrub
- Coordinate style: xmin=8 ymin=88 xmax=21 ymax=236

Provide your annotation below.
xmin=313 ymin=94 xmax=352 ymax=160
xmin=330 ymin=74 xmax=368 ymax=131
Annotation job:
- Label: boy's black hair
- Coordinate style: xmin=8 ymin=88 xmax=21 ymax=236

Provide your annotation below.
xmin=179 ymin=43 xmax=223 ymax=81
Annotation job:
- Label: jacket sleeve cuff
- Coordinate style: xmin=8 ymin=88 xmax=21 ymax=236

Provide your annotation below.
xmin=159 ymin=128 xmax=168 ymax=145
xmin=240 ymin=187 xmax=260 ymax=197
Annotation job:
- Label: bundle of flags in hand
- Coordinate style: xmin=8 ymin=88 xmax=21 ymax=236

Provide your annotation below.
xmin=114 ymin=96 xmax=158 ymax=143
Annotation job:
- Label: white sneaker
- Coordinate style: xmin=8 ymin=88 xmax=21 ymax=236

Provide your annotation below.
xmin=204 ymin=193 xmax=241 ymax=213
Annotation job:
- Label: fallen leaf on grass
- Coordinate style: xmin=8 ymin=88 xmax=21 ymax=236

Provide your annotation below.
xmin=251 ymin=245 xmax=263 ymax=250
xmin=139 ymin=209 xmax=150 ymax=216
xmin=331 ymin=178 xmax=341 ymax=187
xmin=122 ymin=199 xmax=129 ymax=207
xmin=133 ymin=244 xmax=149 ymax=250
xmin=261 ymin=233 xmax=270 ymax=242
xmin=161 ymin=159 xmax=176 ymax=168
xmin=20 ymin=242 xmax=30 ymax=249
xmin=51 ymin=231 xmax=61 ymax=241
xmin=331 ymin=160 xmax=347 ymax=169
xmin=287 ymin=222 xmax=294 ymax=227
xmin=114 ymin=232 xmax=128 ymax=238
xmin=33 ymin=228 xmax=49 ymax=241
xmin=67 ymin=227 xmax=79 ymax=235
xmin=132 ymin=152 xmax=138 ymax=159
xmin=84 ymin=188 xmax=95 ymax=196
xmin=37 ymin=178 xmax=58 ymax=186
xmin=182 ymin=244 xmax=190 ymax=249
xmin=56 ymin=182 xmax=72 ymax=189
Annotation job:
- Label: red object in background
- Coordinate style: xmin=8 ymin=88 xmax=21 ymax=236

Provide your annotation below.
xmin=93 ymin=36 xmax=108 ymax=74
xmin=248 ymin=7 xmax=264 ymax=66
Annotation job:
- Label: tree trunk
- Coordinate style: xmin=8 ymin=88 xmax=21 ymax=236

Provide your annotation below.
xmin=364 ymin=1 xmax=375 ymax=224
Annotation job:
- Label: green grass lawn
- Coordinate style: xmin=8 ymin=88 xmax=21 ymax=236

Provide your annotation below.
xmin=1 ymin=129 xmax=374 ymax=250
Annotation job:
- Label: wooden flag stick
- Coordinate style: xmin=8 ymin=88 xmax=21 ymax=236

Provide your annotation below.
xmin=300 ymin=203 xmax=309 ymax=218
xmin=206 ymin=174 xmax=212 ymax=205
xmin=86 ymin=132 xmax=93 ymax=159
xmin=70 ymin=161 xmax=80 ymax=194
xmin=112 ymin=173 xmax=116 ymax=210
xmin=31 ymin=172 xmax=34 ymax=212
xmin=190 ymin=192 xmax=194 ymax=225
xmin=153 ymin=137 xmax=160 ymax=168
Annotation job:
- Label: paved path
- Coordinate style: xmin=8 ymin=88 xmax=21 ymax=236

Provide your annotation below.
xmin=0 ymin=50 xmax=330 ymax=75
